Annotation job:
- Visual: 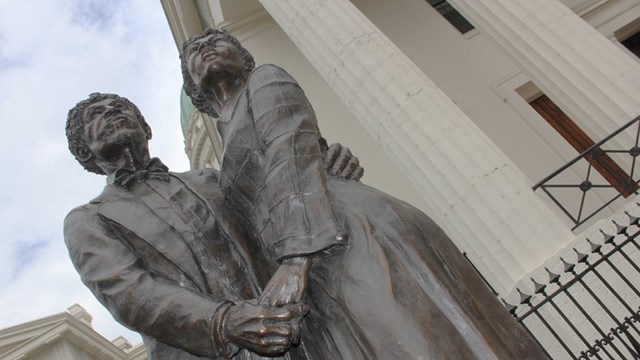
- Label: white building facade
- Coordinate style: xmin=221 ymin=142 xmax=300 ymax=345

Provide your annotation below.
xmin=162 ymin=1 xmax=640 ymax=358
xmin=0 ymin=305 xmax=146 ymax=360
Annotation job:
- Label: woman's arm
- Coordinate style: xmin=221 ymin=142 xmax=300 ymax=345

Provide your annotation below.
xmin=248 ymin=64 xmax=347 ymax=261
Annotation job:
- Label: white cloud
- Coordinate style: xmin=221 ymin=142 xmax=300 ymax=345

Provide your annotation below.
xmin=0 ymin=0 xmax=189 ymax=343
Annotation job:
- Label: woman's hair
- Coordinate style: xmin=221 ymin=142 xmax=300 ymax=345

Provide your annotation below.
xmin=180 ymin=28 xmax=256 ymax=118
xmin=66 ymin=92 xmax=148 ymax=175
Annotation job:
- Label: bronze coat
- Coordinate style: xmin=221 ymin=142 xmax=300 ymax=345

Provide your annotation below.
xmin=214 ymin=64 xmax=549 ymax=359
xmin=64 ymin=169 xmax=285 ymax=360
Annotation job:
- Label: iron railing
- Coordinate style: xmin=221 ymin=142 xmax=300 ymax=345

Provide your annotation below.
xmin=533 ymin=115 xmax=640 ymax=230
xmin=503 ymin=212 xmax=640 ymax=359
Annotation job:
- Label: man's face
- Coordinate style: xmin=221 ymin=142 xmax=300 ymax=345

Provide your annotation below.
xmin=82 ymin=98 xmax=149 ymax=160
xmin=185 ymin=34 xmax=245 ymax=89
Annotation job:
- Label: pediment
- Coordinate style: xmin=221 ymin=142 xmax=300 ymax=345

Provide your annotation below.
xmin=0 ymin=305 xmax=145 ymax=360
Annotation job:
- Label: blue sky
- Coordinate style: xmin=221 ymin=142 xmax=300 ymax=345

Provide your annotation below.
xmin=0 ymin=0 xmax=190 ymax=343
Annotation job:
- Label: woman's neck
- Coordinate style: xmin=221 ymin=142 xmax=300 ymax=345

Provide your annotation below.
xmin=207 ymin=72 xmax=247 ymax=114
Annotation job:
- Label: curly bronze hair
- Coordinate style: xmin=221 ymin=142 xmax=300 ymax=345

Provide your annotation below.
xmin=66 ymin=92 xmax=148 ymax=175
xmin=180 ymin=28 xmax=255 ymax=118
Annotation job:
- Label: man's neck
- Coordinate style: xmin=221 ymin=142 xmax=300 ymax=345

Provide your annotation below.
xmin=100 ymin=147 xmax=150 ymax=175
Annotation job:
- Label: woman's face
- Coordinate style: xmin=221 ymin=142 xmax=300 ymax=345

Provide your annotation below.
xmin=185 ymin=34 xmax=245 ymax=90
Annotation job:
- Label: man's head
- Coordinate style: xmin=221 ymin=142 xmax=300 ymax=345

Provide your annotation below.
xmin=180 ymin=28 xmax=255 ymax=118
xmin=66 ymin=93 xmax=151 ymax=175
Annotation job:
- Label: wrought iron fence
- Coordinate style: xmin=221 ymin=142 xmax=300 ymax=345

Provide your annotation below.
xmin=503 ymin=212 xmax=640 ymax=359
xmin=533 ymin=115 xmax=640 ymax=230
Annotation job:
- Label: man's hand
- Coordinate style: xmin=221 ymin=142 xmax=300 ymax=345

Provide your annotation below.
xmin=324 ymin=143 xmax=364 ymax=181
xmin=223 ymin=301 xmax=309 ymax=355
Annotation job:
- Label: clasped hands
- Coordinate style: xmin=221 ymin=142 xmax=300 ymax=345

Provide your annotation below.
xmin=222 ymin=257 xmax=311 ymax=356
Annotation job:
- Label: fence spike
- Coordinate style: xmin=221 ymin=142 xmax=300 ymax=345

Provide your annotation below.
xmin=516 ymin=287 xmax=532 ymax=305
xmin=501 ymin=298 xmax=518 ymax=315
xmin=611 ymin=219 xmax=626 ymax=235
xmin=545 ymin=267 xmax=561 ymax=284
xmin=599 ymin=229 xmax=616 ymax=244
xmin=573 ymin=248 xmax=589 ymax=264
xmin=561 ymin=257 xmax=576 ymax=274
xmin=586 ymin=238 xmax=602 ymax=254
xmin=625 ymin=210 xmax=639 ymax=225
xmin=531 ymin=277 xmax=546 ymax=295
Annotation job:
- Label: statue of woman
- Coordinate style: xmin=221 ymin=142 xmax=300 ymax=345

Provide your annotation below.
xmin=181 ymin=28 xmax=547 ymax=359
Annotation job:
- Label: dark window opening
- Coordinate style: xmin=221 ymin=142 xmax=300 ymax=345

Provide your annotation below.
xmin=621 ymin=30 xmax=640 ymax=59
xmin=426 ymin=0 xmax=475 ymax=34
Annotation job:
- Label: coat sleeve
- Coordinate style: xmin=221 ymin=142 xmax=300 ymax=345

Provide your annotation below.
xmin=247 ymin=64 xmax=347 ymax=260
xmin=63 ymin=207 xmax=237 ymax=358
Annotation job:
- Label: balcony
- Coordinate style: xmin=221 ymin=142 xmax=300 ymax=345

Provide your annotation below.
xmin=533 ymin=115 xmax=640 ymax=230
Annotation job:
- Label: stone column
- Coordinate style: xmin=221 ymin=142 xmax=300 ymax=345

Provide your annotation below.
xmin=259 ymin=0 xmax=572 ymax=294
xmin=448 ymin=0 xmax=640 ymax=140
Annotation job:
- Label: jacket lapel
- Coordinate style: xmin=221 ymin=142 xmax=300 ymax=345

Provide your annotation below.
xmin=92 ymin=185 xmax=207 ymax=292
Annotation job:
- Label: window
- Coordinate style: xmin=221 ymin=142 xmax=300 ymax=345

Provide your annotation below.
xmin=426 ymin=0 xmax=475 ymax=34
xmin=529 ymin=94 xmax=638 ymax=197
xmin=621 ymin=30 xmax=640 ymax=59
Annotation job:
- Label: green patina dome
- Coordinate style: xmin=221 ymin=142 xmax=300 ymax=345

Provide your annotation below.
xmin=180 ymin=89 xmax=196 ymax=137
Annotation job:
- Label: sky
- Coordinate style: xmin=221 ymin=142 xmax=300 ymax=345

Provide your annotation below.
xmin=0 ymin=0 xmax=191 ymax=344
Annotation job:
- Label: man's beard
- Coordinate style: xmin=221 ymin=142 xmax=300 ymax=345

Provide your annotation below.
xmin=104 ymin=118 xmax=143 ymax=144
xmin=110 ymin=131 xmax=137 ymax=146
xmin=100 ymin=128 xmax=144 ymax=161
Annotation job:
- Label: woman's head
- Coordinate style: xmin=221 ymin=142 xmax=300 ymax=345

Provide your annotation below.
xmin=181 ymin=28 xmax=255 ymax=118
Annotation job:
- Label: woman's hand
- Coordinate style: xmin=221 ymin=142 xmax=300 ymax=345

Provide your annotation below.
xmin=259 ymin=257 xmax=311 ymax=307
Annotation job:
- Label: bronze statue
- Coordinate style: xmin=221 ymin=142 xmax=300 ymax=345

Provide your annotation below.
xmin=63 ymin=92 xmax=362 ymax=359
xmin=180 ymin=28 xmax=549 ymax=359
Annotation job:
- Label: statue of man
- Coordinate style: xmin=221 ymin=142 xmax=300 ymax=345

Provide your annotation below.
xmin=63 ymin=92 xmax=361 ymax=359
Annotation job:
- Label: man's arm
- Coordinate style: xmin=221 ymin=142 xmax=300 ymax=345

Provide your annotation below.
xmin=64 ymin=207 xmax=303 ymax=358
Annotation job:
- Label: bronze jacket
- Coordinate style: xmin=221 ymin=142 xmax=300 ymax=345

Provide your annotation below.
xmin=64 ymin=169 xmax=277 ymax=359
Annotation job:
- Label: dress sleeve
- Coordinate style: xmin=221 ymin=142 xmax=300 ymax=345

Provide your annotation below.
xmin=63 ymin=207 xmax=238 ymax=358
xmin=247 ymin=64 xmax=347 ymax=260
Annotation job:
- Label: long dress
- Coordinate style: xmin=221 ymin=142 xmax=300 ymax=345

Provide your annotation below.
xmin=215 ymin=64 xmax=548 ymax=359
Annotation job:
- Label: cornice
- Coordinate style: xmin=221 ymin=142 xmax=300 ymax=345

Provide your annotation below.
xmin=218 ymin=7 xmax=276 ymax=42
xmin=160 ymin=0 xmax=204 ymax=51
xmin=0 ymin=313 xmax=67 ymax=344
xmin=574 ymin=0 xmax=611 ymax=16
xmin=1 ymin=313 xmax=141 ymax=360
xmin=127 ymin=343 xmax=148 ymax=360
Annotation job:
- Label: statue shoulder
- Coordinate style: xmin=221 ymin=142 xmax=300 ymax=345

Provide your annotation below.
xmin=64 ymin=203 xmax=96 ymax=223
xmin=65 ymin=185 xmax=111 ymax=223
xmin=249 ymin=64 xmax=298 ymax=86
xmin=172 ymin=168 xmax=220 ymax=183
xmin=63 ymin=202 xmax=103 ymax=246
xmin=172 ymin=169 xmax=222 ymax=196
